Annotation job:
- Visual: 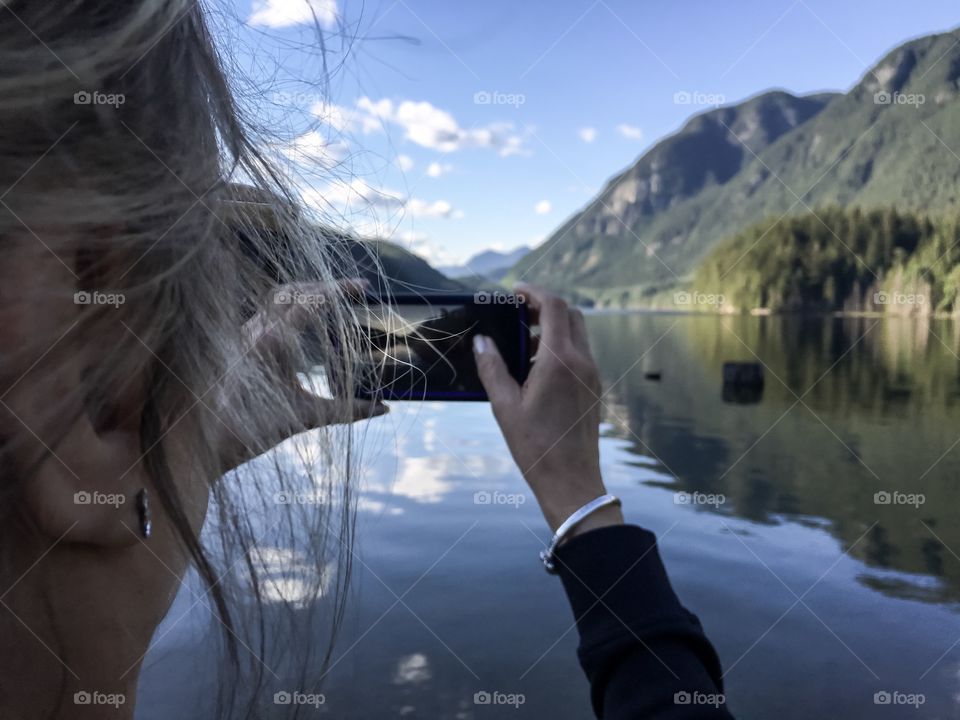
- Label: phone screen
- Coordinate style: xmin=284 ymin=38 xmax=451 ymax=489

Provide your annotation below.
xmin=353 ymin=293 xmax=531 ymax=401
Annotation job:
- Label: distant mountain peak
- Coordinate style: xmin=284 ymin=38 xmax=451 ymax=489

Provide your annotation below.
xmin=438 ymin=245 xmax=531 ymax=280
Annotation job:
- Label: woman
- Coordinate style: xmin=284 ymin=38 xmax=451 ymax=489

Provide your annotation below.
xmin=0 ymin=1 xmax=730 ymax=717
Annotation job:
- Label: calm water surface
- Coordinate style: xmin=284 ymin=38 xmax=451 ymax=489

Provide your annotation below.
xmin=138 ymin=314 xmax=960 ymax=719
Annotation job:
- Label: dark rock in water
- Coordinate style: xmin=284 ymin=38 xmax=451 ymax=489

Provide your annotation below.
xmin=723 ymin=384 xmax=763 ymax=404
xmin=644 ymin=371 xmax=662 ymax=381
xmin=722 ymin=362 xmax=764 ymax=404
xmin=722 ymin=362 xmax=764 ymax=387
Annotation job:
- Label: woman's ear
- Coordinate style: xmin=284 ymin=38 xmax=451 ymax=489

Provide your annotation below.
xmin=0 ymin=237 xmax=152 ymax=547
xmin=14 ymin=402 xmax=152 ymax=548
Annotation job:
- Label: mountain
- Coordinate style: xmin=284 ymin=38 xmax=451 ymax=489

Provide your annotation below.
xmin=340 ymin=238 xmax=467 ymax=293
xmin=508 ymin=29 xmax=960 ymax=307
xmin=438 ymin=246 xmax=530 ymax=280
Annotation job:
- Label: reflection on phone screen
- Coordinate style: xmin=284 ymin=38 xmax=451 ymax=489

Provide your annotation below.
xmin=354 ymin=296 xmax=529 ymax=401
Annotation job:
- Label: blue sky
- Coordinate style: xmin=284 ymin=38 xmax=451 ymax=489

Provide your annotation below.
xmin=232 ymin=0 xmax=959 ymax=265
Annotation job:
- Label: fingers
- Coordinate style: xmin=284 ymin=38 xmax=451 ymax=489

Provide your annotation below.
xmin=248 ymin=277 xmax=369 ymax=355
xmin=337 ymin=277 xmax=371 ymax=298
xmin=569 ymin=309 xmax=591 ymax=357
xmin=473 ymin=334 xmax=521 ymax=413
xmin=348 ymin=398 xmax=389 ymax=422
xmin=275 ymin=277 xmax=368 ymax=332
xmin=297 ymin=393 xmax=388 ymax=429
xmin=514 ymin=283 xmax=570 ymax=351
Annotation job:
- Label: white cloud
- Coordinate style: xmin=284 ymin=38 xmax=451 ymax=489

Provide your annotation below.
xmin=397 ymin=155 xmax=414 ymax=171
xmin=617 ymin=123 xmax=644 ymax=140
xmin=354 ymin=97 xmax=394 ymax=134
xmin=426 ymin=161 xmax=453 ymax=178
xmin=394 ymin=233 xmax=458 ymax=267
xmin=534 ymin=200 xmax=552 ymax=215
xmin=303 ymin=179 xmax=403 ymax=214
xmin=499 ymin=135 xmax=528 ymax=157
xmin=327 ymin=97 xmax=529 ymax=157
xmin=312 ymin=99 xmax=384 ymax=134
xmin=312 ymin=102 xmax=355 ymax=131
xmin=301 ymin=179 xmax=462 ymax=226
xmin=248 ymin=0 xmax=338 ymax=28
xmin=579 ymin=127 xmax=597 ymax=143
xmin=406 ymin=198 xmax=462 ymax=219
xmin=278 ymin=130 xmax=347 ymax=168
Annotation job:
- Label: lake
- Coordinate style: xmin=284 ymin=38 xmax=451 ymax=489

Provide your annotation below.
xmin=136 ymin=313 xmax=959 ymax=719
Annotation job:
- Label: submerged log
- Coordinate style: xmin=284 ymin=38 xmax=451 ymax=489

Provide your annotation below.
xmin=722 ymin=362 xmax=764 ymax=404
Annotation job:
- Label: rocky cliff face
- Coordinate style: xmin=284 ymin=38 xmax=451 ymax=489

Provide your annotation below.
xmin=507 ymin=29 xmax=960 ymax=306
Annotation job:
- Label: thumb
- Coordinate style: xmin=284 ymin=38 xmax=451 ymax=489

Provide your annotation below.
xmin=473 ymin=335 xmax=521 ymax=411
xmin=298 ymin=394 xmax=389 ymax=429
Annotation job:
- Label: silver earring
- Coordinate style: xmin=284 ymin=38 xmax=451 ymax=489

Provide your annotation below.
xmin=136 ymin=489 xmax=152 ymax=539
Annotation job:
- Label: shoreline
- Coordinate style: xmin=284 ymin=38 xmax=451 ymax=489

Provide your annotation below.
xmin=581 ymin=306 xmax=960 ymax=319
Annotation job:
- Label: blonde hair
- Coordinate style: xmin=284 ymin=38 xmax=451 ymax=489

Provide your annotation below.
xmin=0 ymin=1 xmax=367 ymax=715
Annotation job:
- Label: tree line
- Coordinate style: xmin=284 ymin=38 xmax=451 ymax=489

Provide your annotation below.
xmin=693 ymin=207 xmax=960 ymax=314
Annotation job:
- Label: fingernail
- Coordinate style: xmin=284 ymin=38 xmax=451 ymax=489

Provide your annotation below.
xmin=473 ymin=334 xmax=489 ymax=354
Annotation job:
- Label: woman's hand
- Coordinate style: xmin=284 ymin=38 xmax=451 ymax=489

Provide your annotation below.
xmin=473 ymin=284 xmax=623 ymax=537
xmin=217 ymin=278 xmax=387 ymax=472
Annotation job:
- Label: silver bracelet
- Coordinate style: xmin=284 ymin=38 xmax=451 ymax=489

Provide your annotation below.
xmin=540 ymin=494 xmax=621 ymax=574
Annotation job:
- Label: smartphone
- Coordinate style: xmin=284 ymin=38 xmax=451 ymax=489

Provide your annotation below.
xmin=352 ymin=292 xmax=531 ymax=401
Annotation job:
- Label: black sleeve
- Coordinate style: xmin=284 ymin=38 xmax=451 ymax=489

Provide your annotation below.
xmin=553 ymin=524 xmax=735 ymax=719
